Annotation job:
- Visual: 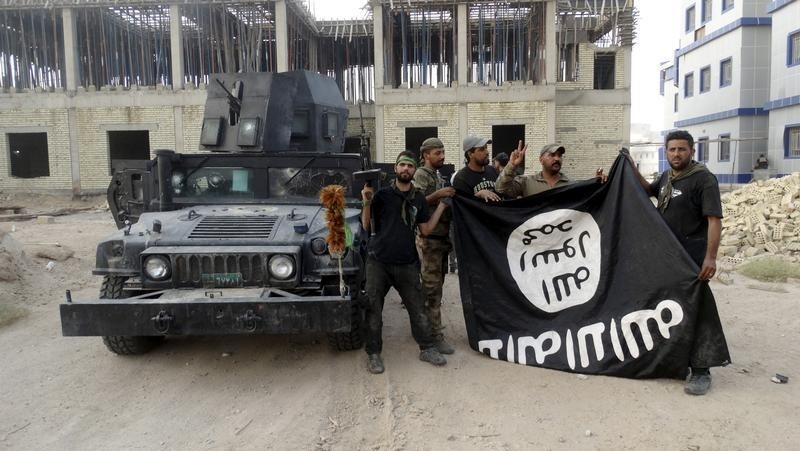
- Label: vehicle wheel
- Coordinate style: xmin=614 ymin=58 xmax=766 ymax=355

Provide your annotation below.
xmin=327 ymin=302 xmax=364 ymax=352
xmin=99 ymin=275 xmax=163 ymax=355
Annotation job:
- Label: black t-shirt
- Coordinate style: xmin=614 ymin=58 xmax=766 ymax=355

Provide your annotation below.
xmin=650 ymin=170 xmax=722 ymax=263
xmin=367 ymin=186 xmax=431 ymax=264
xmin=452 ymin=166 xmax=499 ymax=196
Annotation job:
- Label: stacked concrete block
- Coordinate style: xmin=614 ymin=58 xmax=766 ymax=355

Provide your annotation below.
xmin=719 ymin=173 xmax=800 ymax=269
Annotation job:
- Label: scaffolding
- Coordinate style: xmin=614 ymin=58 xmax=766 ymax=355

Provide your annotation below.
xmin=0 ymin=0 xmax=637 ymax=96
xmin=556 ymin=0 xmax=637 ymax=82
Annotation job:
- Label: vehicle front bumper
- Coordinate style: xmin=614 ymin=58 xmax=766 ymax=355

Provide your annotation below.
xmin=60 ymin=288 xmax=354 ymax=336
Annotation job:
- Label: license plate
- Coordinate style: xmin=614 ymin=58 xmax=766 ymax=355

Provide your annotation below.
xmin=201 ymin=273 xmax=243 ymax=288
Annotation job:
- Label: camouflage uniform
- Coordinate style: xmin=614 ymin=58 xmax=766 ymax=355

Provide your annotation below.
xmin=413 ymin=166 xmax=452 ymax=340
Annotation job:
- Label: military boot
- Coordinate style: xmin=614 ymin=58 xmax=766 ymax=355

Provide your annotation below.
xmin=684 ymin=368 xmax=711 ymax=395
xmin=419 ymin=348 xmax=447 ymax=366
xmin=435 ymin=338 xmax=455 ymax=355
xmin=367 ymin=353 xmax=384 ymax=374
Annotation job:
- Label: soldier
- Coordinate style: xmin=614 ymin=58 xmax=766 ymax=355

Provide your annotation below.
xmin=413 ymin=137 xmax=457 ymax=354
xmin=492 ymin=152 xmax=509 ymax=173
xmin=496 ymin=141 xmax=605 ymax=198
xmin=452 ymin=135 xmax=501 ymax=202
xmin=360 ymin=151 xmax=451 ymax=374
xmin=629 ymin=130 xmax=726 ymax=395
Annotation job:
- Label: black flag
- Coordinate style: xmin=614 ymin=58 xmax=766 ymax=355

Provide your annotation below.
xmin=452 ymin=155 xmax=730 ymax=379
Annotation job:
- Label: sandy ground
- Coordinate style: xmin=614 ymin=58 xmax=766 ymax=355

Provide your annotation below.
xmin=1 ymin=198 xmax=799 ymax=450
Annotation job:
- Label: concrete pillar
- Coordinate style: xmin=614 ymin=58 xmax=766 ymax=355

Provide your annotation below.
xmin=459 ymin=103 xmax=469 ymax=152
xmin=457 ymin=3 xmax=468 ymax=86
xmin=547 ymin=102 xmax=557 ymax=146
xmin=173 ymin=107 xmax=184 ymax=153
xmin=622 ymin=46 xmax=633 ymax=89
xmin=373 ymin=4 xmax=384 ymax=88
xmin=275 ymin=0 xmax=289 ymax=72
xmin=67 ymin=108 xmax=81 ymax=195
xmin=61 ymin=8 xmax=79 ymax=91
xmin=545 ymin=0 xmax=557 ymax=85
xmin=375 ymin=106 xmax=385 ymax=162
xmin=169 ymin=4 xmax=184 ymax=89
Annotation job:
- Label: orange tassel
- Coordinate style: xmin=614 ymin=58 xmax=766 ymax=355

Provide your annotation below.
xmin=320 ymin=185 xmax=346 ymax=256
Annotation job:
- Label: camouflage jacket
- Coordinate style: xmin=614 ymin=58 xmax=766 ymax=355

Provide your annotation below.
xmin=413 ymin=166 xmax=451 ymax=237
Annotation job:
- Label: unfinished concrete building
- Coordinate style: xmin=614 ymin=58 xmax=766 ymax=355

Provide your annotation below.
xmin=0 ymin=0 xmax=636 ymax=194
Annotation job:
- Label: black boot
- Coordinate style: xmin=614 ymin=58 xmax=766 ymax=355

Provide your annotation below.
xmin=685 ymin=367 xmax=711 ymax=395
xmin=367 ymin=353 xmax=384 ymax=374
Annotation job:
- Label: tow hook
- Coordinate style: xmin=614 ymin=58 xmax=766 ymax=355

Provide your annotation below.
xmin=151 ymin=310 xmax=174 ymax=334
xmin=236 ymin=310 xmax=261 ymax=332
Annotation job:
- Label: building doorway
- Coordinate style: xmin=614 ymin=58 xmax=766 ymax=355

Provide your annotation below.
xmin=8 ymin=132 xmax=50 ymax=178
xmin=108 ymin=130 xmax=150 ymax=175
xmin=492 ymin=124 xmax=524 ymax=172
xmin=404 ymin=127 xmax=438 ymax=161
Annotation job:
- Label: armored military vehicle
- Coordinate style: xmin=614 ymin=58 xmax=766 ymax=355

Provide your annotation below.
xmin=60 ymin=71 xmax=375 ymax=355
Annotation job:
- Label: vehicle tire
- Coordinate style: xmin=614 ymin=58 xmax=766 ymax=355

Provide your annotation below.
xmin=99 ymin=275 xmax=163 ymax=355
xmin=327 ymin=302 xmax=364 ymax=352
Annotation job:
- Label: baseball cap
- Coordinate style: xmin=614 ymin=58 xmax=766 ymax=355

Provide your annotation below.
xmin=540 ymin=143 xmax=566 ymax=156
xmin=464 ymin=135 xmax=492 ymax=152
xmin=462 ymin=135 xmax=492 ymax=152
xmin=420 ymin=137 xmax=444 ymax=152
xmin=493 ymin=152 xmax=509 ymax=166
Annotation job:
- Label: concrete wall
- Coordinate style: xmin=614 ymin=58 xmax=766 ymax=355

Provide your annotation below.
xmin=0 ymin=89 xmax=376 ymax=193
xmin=556 ymin=105 xmax=627 ymax=178
xmin=0 ymin=0 xmax=632 ymax=194
xmin=669 ymin=1 xmax=773 ymax=182
xmin=0 ymin=109 xmax=72 ymax=191
xmin=466 ymin=101 xmax=550 ymax=171
xmin=381 ymin=103 xmax=460 ymax=166
xmin=76 ymin=107 xmax=178 ymax=190
xmin=557 ymin=43 xmax=628 ymax=91
xmin=767 ymin=106 xmax=800 ymax=174
xmin=766 ymin=1 xmax=800 ymax=176
xmin=768 ymin=1 xmax=800 ymax=101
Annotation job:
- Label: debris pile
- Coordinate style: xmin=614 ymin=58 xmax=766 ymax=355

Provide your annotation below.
xmin=0 ymin=228 xmax=25 ymax=282
xmin=719 ymin=173 xmax=800 ymax=268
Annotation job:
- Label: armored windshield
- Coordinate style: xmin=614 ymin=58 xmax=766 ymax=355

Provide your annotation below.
xmin=269 ymin=167 xmax=351 ymax=198
xmin=169 ymin=156 xmax=360 ymax=203
xmin=172 ymin=167 xmax=257 ymax=200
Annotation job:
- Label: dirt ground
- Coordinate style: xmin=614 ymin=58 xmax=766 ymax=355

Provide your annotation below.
xmin=1 ymin=195 xmax=799 ymax=450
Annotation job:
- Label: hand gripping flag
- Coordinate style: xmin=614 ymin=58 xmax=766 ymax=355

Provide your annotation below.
xmin=452 ymin=155 xmax=730 ymax=379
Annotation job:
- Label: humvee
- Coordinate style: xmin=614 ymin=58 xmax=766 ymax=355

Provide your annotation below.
xmin=60 ymin=71 xmax=376 ymax=355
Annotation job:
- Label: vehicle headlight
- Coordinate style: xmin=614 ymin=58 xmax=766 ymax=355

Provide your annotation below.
xmin=144 ymin=255 xmax=171 ymax=280
xmin=268 ymin=255 xmax=295 ymax=280
xmin=310 ymin=237 xmax=328 ymax=255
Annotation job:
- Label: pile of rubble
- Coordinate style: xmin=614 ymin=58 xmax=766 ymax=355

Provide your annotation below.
xmin=719 ymin=173 xmax=800 ymax=268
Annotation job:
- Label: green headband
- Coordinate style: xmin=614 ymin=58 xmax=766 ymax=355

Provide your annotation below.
xmin=396 ymin=156 xmax=418 ymax=167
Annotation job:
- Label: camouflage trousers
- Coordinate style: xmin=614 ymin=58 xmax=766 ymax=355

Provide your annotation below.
xmin=415 ymin=235 xmax=452 ymax=340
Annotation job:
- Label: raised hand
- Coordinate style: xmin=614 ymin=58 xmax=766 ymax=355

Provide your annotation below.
xmin=509 ymin=140 xmax=527 ymax=167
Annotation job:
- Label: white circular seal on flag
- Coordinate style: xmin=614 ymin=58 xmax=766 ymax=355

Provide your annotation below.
xmin=506 ymin=209 xmax=601 ymax=313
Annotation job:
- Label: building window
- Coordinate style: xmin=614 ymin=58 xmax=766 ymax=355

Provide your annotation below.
xmin=685 ymin=6 xmax=696 ymax=33
xmin=786 ymin=125 xmax=800 ymax=158
xmin=491 ymin=125 xmax=525 ymax=162
xmin=594 ymin=52 xmax=616 ymax=89
xmin=674 ymin=93 xmax=679 ymax=112
xmin=8 ymin=132 xmax=50 ymax=178
xmin=720 ymin=58 xmax=732 ymax=87
xmin=701 ymin=0 xmax=712 ymax=23
xmin=722 ymin=0 xmax=734 ymax=13
xmin=718 ymin=134 xmax=731 ymax=161
xmin=700 ymin=66 xmax=711 ymax=93
xmin=697 ymin=137 xmax=709 ymax=163
xmin=108 ymin=130 xmax=151 ymax=175
xmin=789 ymin=30 xmax=800 ymax=67
xmin=684 ymin=73 xmax=694 ymax=98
